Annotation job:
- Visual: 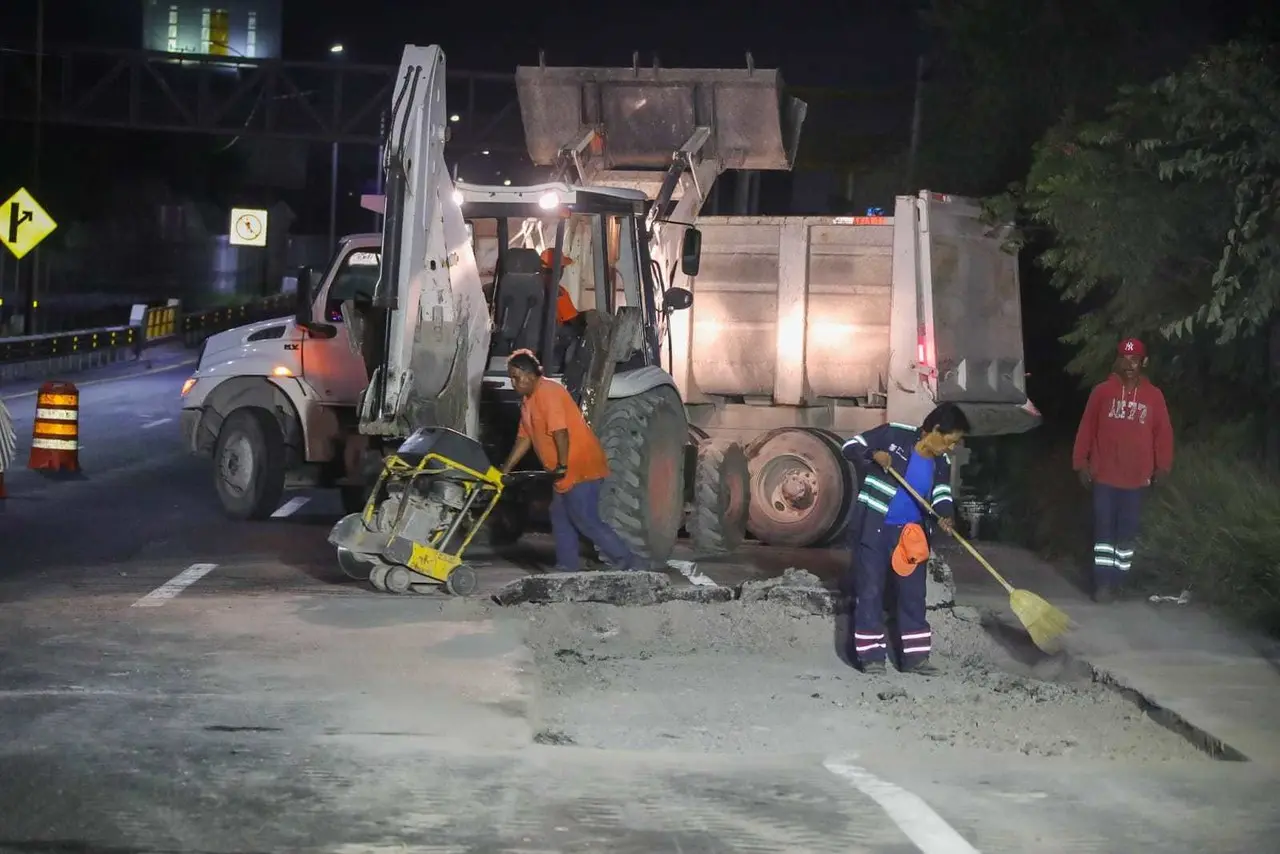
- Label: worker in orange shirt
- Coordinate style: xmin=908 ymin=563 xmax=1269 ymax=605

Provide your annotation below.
xmin=500 ymin=349 xmax=643 ymax=572
xmin=540 ymin=248 xmax=581 ymax=326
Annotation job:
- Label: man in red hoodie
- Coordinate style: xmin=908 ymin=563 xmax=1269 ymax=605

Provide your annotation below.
xmin=1073 ymin=338 xmax=1175 ymax=602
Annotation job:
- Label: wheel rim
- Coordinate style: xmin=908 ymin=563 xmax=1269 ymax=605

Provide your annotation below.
xmin=386 ymin=566 xmax=412 ymax=594
xmin=218 ymin=433 xmax=254 ymax=497
xmin=755 ymin=453 xmax=822 ymax=526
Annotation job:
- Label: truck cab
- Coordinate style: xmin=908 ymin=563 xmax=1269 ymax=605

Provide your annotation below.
xmin=179 ymin=234 xmax=380 ymax=518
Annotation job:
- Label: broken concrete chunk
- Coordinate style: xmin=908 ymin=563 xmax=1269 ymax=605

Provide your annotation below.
xmin=663 ymin=585 xmax=734 ymax=604
xmin=763 ymin=586 xmax=835 ymax=616
xmin=925 ymin=555 xmax=957 ymax=610
xmin=738 ymin=567 xmax=825 ymax=603
xmin=493 ymin=571 xmax=671 ymax=607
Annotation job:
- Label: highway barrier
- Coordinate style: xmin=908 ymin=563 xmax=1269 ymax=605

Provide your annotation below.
xmin=28 ymin=381 xmax=80 ymax=473
xmin=0 ymin=294 xmax=293 ymax=383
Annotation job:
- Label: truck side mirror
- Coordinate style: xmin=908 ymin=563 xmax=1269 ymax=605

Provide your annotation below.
xmin=665 ymin=287 xmax=693 ymax=312
xmin=293 ymin=264 xmax=337 ymax=339
xmin=293 ymin=265 xmax=313 ymax=326
xmin=680 ymin=227 xmax=702 ymax=277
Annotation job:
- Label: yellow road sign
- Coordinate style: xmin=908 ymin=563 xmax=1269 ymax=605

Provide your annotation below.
xmin=229 ymin=207 xmax=268 ymax=247
xmin=0 ymin=188 xmax=58 ymax=260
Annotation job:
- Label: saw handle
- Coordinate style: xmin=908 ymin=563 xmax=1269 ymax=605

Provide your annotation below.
xmin=883 ymin=464 xmax=1015 ymax=595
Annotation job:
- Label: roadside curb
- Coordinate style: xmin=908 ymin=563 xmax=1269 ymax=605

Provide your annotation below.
xmin=0 ymin=359 xmax=197 ymax=401
xmin=1088 ymin=664 xmax=1249 ymax=761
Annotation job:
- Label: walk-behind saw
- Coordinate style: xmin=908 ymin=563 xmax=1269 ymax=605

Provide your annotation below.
xmin=328 ymin=427 xmax=554 ymax=596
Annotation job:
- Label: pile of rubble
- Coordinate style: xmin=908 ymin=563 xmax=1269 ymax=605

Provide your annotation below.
xmin=492 ymin=559 xmax=957 ymax=614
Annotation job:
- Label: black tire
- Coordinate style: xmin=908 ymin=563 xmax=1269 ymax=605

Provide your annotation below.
xmin=213 ymin=408 xmax=286 ymax=521
xmin=485 ymin=500 xmax=528 ymax=546
xmin=688 ymin=439 xmax=749 ymax=555
xmin=340 ymin=485 xmax=370 ymax=516
xmin=446 ymin=564 xmax=479 ymax=596
xmin=745 ymin=427 xmax=848 ymax=548
xmin=598 ymin=385 xmax=688 ymax=565
xmin=809 ymin=428 xmax=856 ymax=546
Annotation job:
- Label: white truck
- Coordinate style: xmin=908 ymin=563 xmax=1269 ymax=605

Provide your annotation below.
xmin=180 ymin=46 xmax=1039 ymax=560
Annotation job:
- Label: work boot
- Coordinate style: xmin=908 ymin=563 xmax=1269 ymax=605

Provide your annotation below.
xmin=861 ymin=660 xmax=886 ymax=675
xmin=902 ymin=657 xmax=940 ymax=677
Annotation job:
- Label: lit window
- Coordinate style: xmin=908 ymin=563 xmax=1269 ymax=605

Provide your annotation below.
xmin=246 ymin=11 xmax=257 ymax=57
xmin=166 ymin=4 xmax=179 ymax=52
xmin=200 ymin=8 xmax=211 ymax=54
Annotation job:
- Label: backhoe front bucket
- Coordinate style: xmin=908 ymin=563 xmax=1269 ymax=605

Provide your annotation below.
xmin=515 ymin=63 xmax=807 ymax=172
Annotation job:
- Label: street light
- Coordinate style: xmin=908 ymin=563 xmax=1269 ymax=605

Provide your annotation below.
xmin=329 ymin=43 xmax=344 ymax=54
xmin=449 ymin=114 xmax=461 ymax=123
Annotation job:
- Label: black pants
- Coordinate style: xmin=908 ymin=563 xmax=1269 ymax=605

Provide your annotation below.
xmin=851 ymin=522 xmax=931 ymax=666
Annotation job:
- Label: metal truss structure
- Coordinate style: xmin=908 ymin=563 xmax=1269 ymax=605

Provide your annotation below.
xmin=0 ymin=45 xmax=527 ymax=154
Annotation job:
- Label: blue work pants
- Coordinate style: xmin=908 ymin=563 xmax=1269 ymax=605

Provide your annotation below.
xmin=550 ymin=478 xmax=640 ymax=572
xmin=1092 ymin=484 xmax=1144 ymax=587
xmin=851 ymin=521 xmax=931 ymax=667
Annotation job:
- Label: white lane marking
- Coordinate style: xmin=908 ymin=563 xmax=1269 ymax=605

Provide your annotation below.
xmin=271 ymin=496 xmax=310 ymax=518
xmin=131 ymin=563 xmax=218 ymax=608
xmin=824 ymin=754 xmax=981 ymax=854
xmin=141 ymin=417 xmax=173 ymax=429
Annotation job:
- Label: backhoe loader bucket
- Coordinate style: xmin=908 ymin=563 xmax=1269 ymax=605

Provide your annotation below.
xmin=515 ymin=63 xmax=807 ymax=172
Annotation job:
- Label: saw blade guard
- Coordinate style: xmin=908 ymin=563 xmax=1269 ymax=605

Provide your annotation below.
xmin=515 ymin=64 xmax=807 ymax=173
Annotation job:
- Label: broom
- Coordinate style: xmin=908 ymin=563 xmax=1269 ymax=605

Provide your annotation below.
xmin=885 ymin=466 xmax=1071 ymax=653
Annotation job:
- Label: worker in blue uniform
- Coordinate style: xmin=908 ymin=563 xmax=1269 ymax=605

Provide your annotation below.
xmin=841 ymin=403 xmax=970 ymax=675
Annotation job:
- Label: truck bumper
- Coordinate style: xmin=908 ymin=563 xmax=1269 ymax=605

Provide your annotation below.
xmin=180 ymin=408 xmax=204 ymax=455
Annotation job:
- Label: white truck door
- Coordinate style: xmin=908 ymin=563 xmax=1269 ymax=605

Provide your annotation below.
xmin=304 ymin=246 xmax=379 ymax=405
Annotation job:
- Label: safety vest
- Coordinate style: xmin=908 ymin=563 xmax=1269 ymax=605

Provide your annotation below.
xmin=840 ymin=421 xmax=955 ymax=545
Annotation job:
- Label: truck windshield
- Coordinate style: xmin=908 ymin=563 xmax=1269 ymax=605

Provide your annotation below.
xmin=323 ymin=247 xmax=381 ymax=322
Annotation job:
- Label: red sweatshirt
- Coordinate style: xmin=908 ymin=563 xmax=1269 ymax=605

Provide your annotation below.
xmin=1073 ymin=375 xmax=1174 ymax=489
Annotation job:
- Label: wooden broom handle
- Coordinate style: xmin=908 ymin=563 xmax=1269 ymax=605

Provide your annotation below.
xmin=883 ymin=464 xmax=1016 ymax=594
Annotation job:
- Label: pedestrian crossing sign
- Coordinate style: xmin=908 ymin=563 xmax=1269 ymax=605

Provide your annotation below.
xmin=0 ymin=187 xmax=57 ymax=260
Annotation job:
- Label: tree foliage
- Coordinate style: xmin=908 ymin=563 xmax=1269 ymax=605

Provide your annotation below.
xmin=1005 ymin=41 xmax=1280 ymax=394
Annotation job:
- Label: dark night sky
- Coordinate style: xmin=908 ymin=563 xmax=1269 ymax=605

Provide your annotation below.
xmin=0 ymin=0 xmax=920 ymax=85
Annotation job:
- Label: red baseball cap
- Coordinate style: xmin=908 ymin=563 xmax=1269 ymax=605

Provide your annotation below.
xmin=1118 ymin=338 xmax=1146 ymax=358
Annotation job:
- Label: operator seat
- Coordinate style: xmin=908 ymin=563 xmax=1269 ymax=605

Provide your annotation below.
xmin=494 ymin=248 xmax=547 ymax=355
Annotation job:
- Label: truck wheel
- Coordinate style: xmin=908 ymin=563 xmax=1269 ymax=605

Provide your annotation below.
xmin=598 ymin=385 xmax=688 ymax=566
xmin=213 ymin=408 xmax=286 ymax=521
xmin=340 ymin=485 xmax=370 ymax=516
xmin=688 ymin=439 xmax=749 ymax=556
xmin=745 ymin=427 xmax=848 ymax=548
xmin=808 ymin=428 xmax=856 ymax=546
xmin=486 ymin=501 xmax=527 ymax=546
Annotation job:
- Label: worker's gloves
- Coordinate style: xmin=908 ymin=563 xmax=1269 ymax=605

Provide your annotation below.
xmin=1076 ymin=469 xmax=1092 ymax=488
xmin=872 ymin=451 xmax=893 ymax=471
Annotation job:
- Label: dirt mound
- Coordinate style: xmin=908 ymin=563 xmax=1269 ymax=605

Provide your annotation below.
xmin=520 ymin=600 xmax=1206 ymax=761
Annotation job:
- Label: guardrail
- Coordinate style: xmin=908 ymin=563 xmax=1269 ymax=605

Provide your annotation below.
xmin=0 ymin=294 xmax=294 ymax=382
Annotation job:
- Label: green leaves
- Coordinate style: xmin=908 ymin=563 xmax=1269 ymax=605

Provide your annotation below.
xmin=1014 ymin=41 xmax=1280 ymax=385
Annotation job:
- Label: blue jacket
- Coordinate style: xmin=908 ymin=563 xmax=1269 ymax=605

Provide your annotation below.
xmin=841 ymin=421 xmax=955 ymax=546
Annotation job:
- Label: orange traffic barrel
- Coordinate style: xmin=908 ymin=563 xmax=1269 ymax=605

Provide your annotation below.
xmin=28 ymin=381 xmax=80 ymax=473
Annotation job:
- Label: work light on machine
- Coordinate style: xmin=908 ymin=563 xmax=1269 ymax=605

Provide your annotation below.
xmin=452 ymin=190 xmax=464 ymax=206
xmin=538 ymin=191 xmax=559 ymax=210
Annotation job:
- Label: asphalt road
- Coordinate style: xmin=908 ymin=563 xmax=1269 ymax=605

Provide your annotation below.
xmin=1 ymin=364 xmax=1278 ymax=853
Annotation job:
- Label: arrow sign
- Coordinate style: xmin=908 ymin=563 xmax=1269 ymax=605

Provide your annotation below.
xmin=0 ymin=188 xmax=58 ymax=260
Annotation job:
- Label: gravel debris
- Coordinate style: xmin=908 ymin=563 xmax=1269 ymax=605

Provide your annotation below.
xmin=519 ymin=598 xmax=1207 ymax=761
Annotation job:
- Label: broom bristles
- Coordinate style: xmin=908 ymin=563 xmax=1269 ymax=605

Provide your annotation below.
xmin=1010 ymin=589 xmax=1072 ymax=653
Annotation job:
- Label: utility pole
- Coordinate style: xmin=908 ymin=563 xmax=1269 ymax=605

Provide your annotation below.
xmin=22 ymin=0 xmax=45 ymax=335
xmin=905 ymin=54 xmax=926 ymax=194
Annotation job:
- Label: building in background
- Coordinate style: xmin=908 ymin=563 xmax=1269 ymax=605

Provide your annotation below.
xmin=141 ymin=0 xmax=282 ymax=60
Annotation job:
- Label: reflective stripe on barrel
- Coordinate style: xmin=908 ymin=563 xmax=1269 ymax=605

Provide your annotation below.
xmin=32 ymin=385 xmax=79 ymax=452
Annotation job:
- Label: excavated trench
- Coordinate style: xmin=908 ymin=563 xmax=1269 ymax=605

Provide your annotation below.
xmin=499 ymin=569 xmax=1219 ymax=761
